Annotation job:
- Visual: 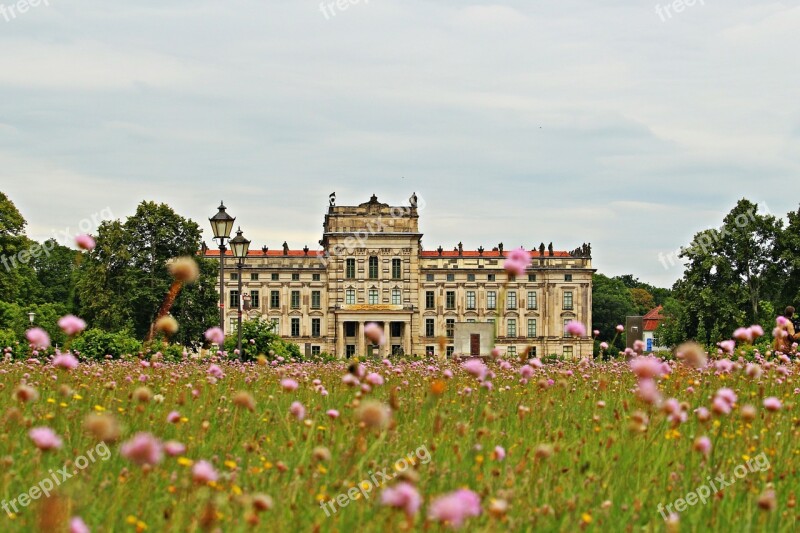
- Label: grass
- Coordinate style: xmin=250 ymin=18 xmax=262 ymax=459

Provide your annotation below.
xmin=0 ymin=354 xmax=797 ymax=532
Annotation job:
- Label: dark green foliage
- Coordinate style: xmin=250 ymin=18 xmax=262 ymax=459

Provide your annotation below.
xmin=223 ymin=318 xmax=302 ymax=362
xmin=70 ymin=329 xmax=141 ymax=360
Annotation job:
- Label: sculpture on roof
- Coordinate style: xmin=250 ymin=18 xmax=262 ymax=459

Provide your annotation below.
xmin=329 ymin=192 xmax=336 ymax=207
xmin=548 ymin=242 xmax=553 ymax=256
xmin=410 ymin=192 xmax=418 ymax=207
xmin=282 ymin=241 xmax=289 ymax=255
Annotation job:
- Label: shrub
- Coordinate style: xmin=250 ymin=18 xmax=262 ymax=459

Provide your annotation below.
xmin=223 ymin=318 xmax=302 ymax=362
xmin=70 ymin=329 xmax=141 ymax=360
xmin=144 ymin=342 xmax=186 ymax=362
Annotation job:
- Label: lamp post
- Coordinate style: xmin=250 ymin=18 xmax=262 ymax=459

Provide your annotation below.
xmin=209 ymin=202 xmax=235 ymax=337
xmin=28 ymin=312 xmax=35 ymax=325
xmin=230 ymin=227 xmax=251 ymax=356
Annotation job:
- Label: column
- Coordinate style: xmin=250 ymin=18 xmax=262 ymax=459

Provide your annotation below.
xmin=357 ymin=322 xmax=366 ymax=357
xmin=336 ymin=320 xmax=345 ymax=358
xmin=404 ymin=320 xmax=411 ymax=356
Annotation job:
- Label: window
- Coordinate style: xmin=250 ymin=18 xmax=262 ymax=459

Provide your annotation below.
xmin=507 ymin=346 xmax=517 ymax=356
xmin=488 ymin=274 xmax=496 ymax=282
xmin=647 ymin=337 xmax=653 ymax=351
xmin=346 ymin=258 xmax=356 ymax=279
xmin=270 ymin=290 xmax=280 ymax=308
xmin=231 ymin=273 xmax=239 ymax=281
xmin=392 ymin=258 xmax=402 ymax=279
xmin=467 ymin=274 xmax=475 ymax=282
xmin=507 ymin=291 xmax=517 ymax=310
xmin=426 ymin=273 xmax=434 ymax=282
xmin=508 ymin=274 xmax=516 ymax=282
xmin=563 ymin=319 xmax=571 ymax=337
xmin=563 ymin=346 xmax=573 ymax=358
xmin=487 ymin=318 xmax=495 ymax=325
xmin=425 ymin=319 xmax=435 ymax=337
xmin=446 ymin=319 xmax=455 ymax=338
xmin=368 ymin=289 xmax=379 ymax=304
xmin=311 ymin=346 xmax=321 ymax=356
xmin=312 ymin=273 xmax=321 ymax=281
xmin=446 ymin=346 xmax=454 ymax=358
xmin=346 ymin=345 xmax=356 ymax=358
xmin=527 ymin=291 xmax=537 ymax=310
xmin=250 ymin=290 xmax=260 ymax=308
xmin=344 ymin=322 xmax=356 ymax=336
xmin=426 ymin=345 xmax=435 ymax=356
xmin=446 ymin=291 xmax=456 ymax=310
xmin=229 ymin=290 xmax=239 ymax=308
xmin=565 ymin=274 xmax=573 ymax=282
xmin=229 ymin=318 xmax=237 ymax=333
xmin=466 ymin=291 xmax=476 ymax=310
xmin=563 ymin=291 xmax=573 ymax=310
xmin=392 ymin=288 xmax=402 ymax=305
xmin=530 ymin=347 xmax=537 ymax=357
xmin=291 ymin=318 xmax=300 ymax=337
xmin=527 ymin=319 xmax=537 ymax=338
xmin=368 ymin=256 xmax=379 ymax=279
xmin=425 ymin=291 xmax=435 ymax=309
xmin=311 ymin=318 xmax=321 ymax=337
xmin=250 ymin=273 xmax=259 ymax=281
xmin=487 ymin=291 xmax=497 ymax=310
xmin=467 ymin=319 xmax=476 ymax=323
xmin=271 ymin=273 xmax=279 ymax=281
xmin=345 ymin=289 xmax=355 ymax=305
xmin=311 ymin=291 xmax=321 ymax=309
xmin=291 ymin=290 xmax=300 ymax=309
xmin=528 ymin=274 xmax=537 ymax=282
xmin=270 ymin=319 xmax=279 ymax=334
xmin=292 ymin=273 xmax=300 ymax=281
xmin=507 ymin=319 xmax=517 ymax=337
xmin=446 ymin=273 xmax=455 ymax=282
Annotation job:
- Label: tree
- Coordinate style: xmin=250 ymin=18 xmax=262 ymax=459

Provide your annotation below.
xmin=30 ymin=239 xmax=78 ymax=307
xmin=630 ymin=287 xmax=655 ymax=315
xmin=776 ymin=206 xmax=800 ymax=310
xmin=75 ymin=201 xmax=218 ymax=345
xmin=592 ymin=273 xmax=637 ymax=348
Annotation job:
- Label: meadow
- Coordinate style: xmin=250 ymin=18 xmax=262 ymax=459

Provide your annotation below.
xmin=1 ymin=341 xmax=797 ymax=532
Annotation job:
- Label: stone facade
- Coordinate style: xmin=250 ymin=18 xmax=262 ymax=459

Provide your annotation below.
xmin=206 ymin=195 xmax=594 ymax=359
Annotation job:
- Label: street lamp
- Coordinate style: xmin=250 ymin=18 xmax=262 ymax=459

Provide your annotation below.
xmin=28 ymin=312 xmax=35 ymax=325
xmin=230 ymin=227 xmax=251 ymax=356
xmin=209 ymin=202 xmax=235 ymax=337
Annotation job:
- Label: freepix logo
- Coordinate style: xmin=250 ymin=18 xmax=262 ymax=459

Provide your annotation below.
xmin=0 ymin=0 xmax=50 ymax=22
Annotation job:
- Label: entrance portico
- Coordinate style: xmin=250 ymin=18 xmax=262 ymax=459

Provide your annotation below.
xmin=335 ymin=305 xmax=413 ymax=358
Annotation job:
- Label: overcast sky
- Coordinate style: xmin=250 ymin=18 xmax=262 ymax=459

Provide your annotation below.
xmin=1 ymin=0 xmax=798 ymax=287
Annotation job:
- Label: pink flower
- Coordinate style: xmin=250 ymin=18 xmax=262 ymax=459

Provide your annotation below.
xmin=207 ymin=364 xmax=224 ymax=379
xmin=565 ymin=321 xmax=587 ymax=337
xmin=121 ymin=432 xmax=163 ymax=466
xmin=364 ymin=323 xmax=386 ymax=346
xmin=75 ymin=234 xmax=96 ymax=251
xmin=636 ymin=379 xmax=662 ymax=405
xmin=763 ymin=397 xmax=782 ymax=411
xmin=462 ymin=359 xmax=487 ymax=380
xmin=52 ymin=353 xmax=79 ymax=370
xmin=749 ymin=325 xmax=765 ymax=339
xmin=167 ymin=411 xmax=181 ymax=424
xmin=192 ymin=460 xmax=218 ymax=483
xmin=630 ymin=357 xmax=663 ymax=379
xmin=503 ymin=248 xmax=532 ymax=276
xmin=715 ymin=388 xmax=738 ymax=406
xmin=381 ymin=482 xmax=422 ymax=517
xmin=26 ymin=327 xmax=51 ymax=349
xmin=616 ymin=324 xmax=624 ymax=333
xmin=290 ymin=401 xmax=305 ymax=420
xmin=280 ymin=378 xmax=299 ymax=391
xmin=164 ymin=441 xmax=186 ymax=456
xmin=694 ymin=436 xmax=712 ymax=455
xmin=326 ymin=409 xmax=340 ymax=419
xmin=777 ymin=316 xmax=789 ymax=327
xmin=494 ymin=445 xmax=506 ymax=461
xmin=366 ymin=372 xmax=384 ymax=386
xmin=70 ymin=517 xmax=90 ymax=533
xmin=58 ymin=315 xmax=87 ymax=336
xmin=711 ymin=396 xmax=732 ymax=415
xmin=204 ymin=327 xmax=224 ymax=345
xmin=733 ymin=327 xmax=752 ymax=343
xmin=519 ymin=365 xmax=534 ymax=379
xmin=599 ymin=342 xmax=609 ymax=350
xmin=717 ymin=340 xmax=735 ymax=355
xmin=428 ymin=489 xmax=481 ymax=528
xmin=29 ymin=427 xmax=62 ymax=451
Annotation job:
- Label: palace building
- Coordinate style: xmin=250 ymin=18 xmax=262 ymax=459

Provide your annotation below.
xmin=205 ymin=194 xmax=594 ymax=359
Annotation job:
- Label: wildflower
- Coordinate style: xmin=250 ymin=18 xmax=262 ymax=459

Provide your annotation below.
xmin=565 ymin=321 xmax=587 ymax=337
xmin=693 ymin=436 xmax=711 ymax=455
xmin=192 ymin=460 xmax=218 ymax=483
xmin=326 ymin=409 xmax=340 ymax=419
xmin=534 ymin=444 xmax=554 ymax=459
xmin=462 ymin=359 xmax=487 ymax=380
xmin=763 ymin=397 xmax=782 ymax=411
xmin=365 ymin=372 xmax=384 ymax=386
xmin=428 ymin=489 xmax=481 ymax=529
xmin=745 ymin=363 xmax=763 ymax=379
xmin=718 ymin=340 xmax=735 ymax=355
xmin=155 ymin=316 xmax=179 ymax=335
xmin=14 ymin=384 xmax=39 ymax=403
xmin=280 ymin=378 xmax=299 ymax=391
xmin=381 ymin=482 xmax=422 ymax=517
xmin=168 ymin=257 xmax=200 ymax=283
xmin=616 ymin=325 xmax=624 ymax=333
xmin=630 ymin=357 xmax=663 ymax=379
xmin=741 ymin=404 xmax=757 ymax=422
xmin=519 ymin=365 xmax=534 ymax=379
xmin=289 ymin=401 xmax=305 ymax=420
xmin=757 ymin=489 xmax=776 ymax=511
xmin=364 ymin=323 xmax=386 ymax=346
xmin=207 ymin=364 xmax=224 ymax=379
xmin=70 ymin=517 xmax=90 ymax=533
xmin=493 ymin=445 xmax=506 ymax=461
xmin=503 ymin=247 xmax=531 ymax=276
xmin=58 ymin=315 xmax=87 ymax=336
xmin=356 ymin=400 xmax=391 ymax=428
xmin=26 ymin=327 xmax=51 ymax=349
xmin=121 ymin=433 xmax=163 ymax=466
xmin=312 ymin=446 xmax=331 ymax=462
xmin=164 ymin=441 xmax=186 ymax=457
xmin=53 ymin=353 xmax=79 ymax=370
xmin=676 ymin=342 xmax=707 ymax=369
xmin=488 ymin=498 xmax=509 ymax=518
xmin=83 ymin=413 xmax=121 ymax=442
xmin=167 ymin=411 xmax=181 ymax=424
xmin=233 ymin=391 xmax=256 ymax=411
xmin=636 ymin=379 xmax=662 ymax=405
xmin=599 ymin=342 xmax=609 ymax=350
xmin=75 ymin=234 xmax=96 ymax=251
xmin=204 ymin=327 xmax=224 ymax=345
xmin=29 ymin=427 xmax=62 ymax=451
xmin=133 ymin=387 xmax=152 ymax=403
xmin=252 ymin=494 xmax=274 ymax=512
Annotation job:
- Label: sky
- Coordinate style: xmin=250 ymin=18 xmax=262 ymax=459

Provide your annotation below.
xmin=1 ymin=0 xmax=798 ymax=288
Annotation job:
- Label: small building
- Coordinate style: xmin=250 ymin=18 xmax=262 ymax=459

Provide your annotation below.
xmin=642 ymin=306 xmax=668 ymax=352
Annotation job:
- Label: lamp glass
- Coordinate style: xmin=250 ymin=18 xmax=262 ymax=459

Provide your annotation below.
xmin=209 ymin=202 xmax=235 ymax=240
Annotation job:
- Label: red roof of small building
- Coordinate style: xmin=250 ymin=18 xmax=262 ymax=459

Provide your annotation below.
xmin=643 ymin=305 xmax=665 ymax=331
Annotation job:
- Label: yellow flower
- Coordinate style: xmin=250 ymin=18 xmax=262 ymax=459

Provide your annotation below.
xmin=224 ymin=460 xmax=237 ymax=470
xmin=46 ymin=398 xmax=55 ymax=404
xmin=177 ymin=457 xmax=194 ymax=467
xmin=73 ymin=394 xmax=83 ymax=400
xmin=94 ymin=405 xmax=105 ymax=412
xmin=582 ymin=513 xmax=593 ymax=524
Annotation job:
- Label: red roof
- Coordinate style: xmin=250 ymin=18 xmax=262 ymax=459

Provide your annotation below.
xmin=204 ymin=249 xmax=316 ymax=258
xmin=643 ymin=305 xmax=665 ymax=331
xmin=420 ymin=249 xmax=571 ymax=258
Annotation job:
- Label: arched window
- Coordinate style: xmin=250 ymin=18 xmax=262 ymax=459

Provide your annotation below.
xmin=368 ymin=256 xmax=379 ymax=279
